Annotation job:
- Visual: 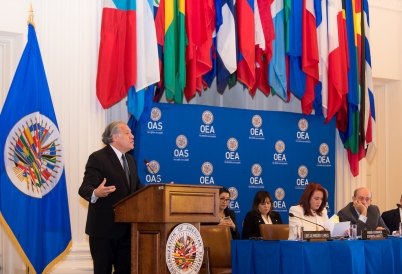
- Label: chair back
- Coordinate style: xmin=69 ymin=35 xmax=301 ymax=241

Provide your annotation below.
xmin=200 ymin=225 xmax=232 ymax=273
xmin=259 ymin=224 xmax=289 ymax=240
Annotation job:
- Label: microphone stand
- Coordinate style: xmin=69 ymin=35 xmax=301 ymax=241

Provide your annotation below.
xmin=288 ymin=213 xmax=326 ymax=231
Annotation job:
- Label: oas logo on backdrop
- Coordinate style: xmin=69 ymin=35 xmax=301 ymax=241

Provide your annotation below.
xmin=228 ymin=187 xmax=240 ymax=211
xmin=145 ymin=160 xmax=162 ymax=183
xmin=225 ymin=138 xmax=241 ymax=164
xmin=274 ymin=188 xmax=287 ymax=212
xmin=4 ymin=113 xmax=64 ymax=198
xmin=249 ymin=164 xmax=264 ymax=188
xmin=147 ymin=107 xmax=163 ymax=134
xmin=296 ymin=118 xmax=310 ymax=143
xmin=200 ymin=162 xmax=214 ymax=185
xmin=174 ymin=135 xmax=189 ymax=161
xmin=199 ymin=110 xmax=216 ymax=138
xmin=317 ymin=143 xmax=331 ymax=167
xmin=273 ymin=140 xmax=287 ymax=165
xmin=296 ymin=165 xmax=309 ymax=189
xmin=165 ymin=223 xmax=203 ymax=274
xmin=249 ymin=115 xmax=264 ymax=140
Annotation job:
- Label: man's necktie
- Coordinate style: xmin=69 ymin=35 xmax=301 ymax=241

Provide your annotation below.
xmin=121 ymin=154 xmax=130 ymax=187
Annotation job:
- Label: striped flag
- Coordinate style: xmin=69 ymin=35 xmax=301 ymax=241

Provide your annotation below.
xmin=216 ymin=0 xmax=237 ymax=93
xmin=0 ymin=23 xmax=71 ymax=274
xmin=325 ymin=0 xmax=348 ymax=124
xmin=164 ymin=0 xmax=187 ymax=104
xmin=288 ymin=0 xmax=306 ymax=101
xmin=301 ymin=0 xmax=319 ymax=115
xmin=342 ymin=0 xmax=365 ymax=176
xmin=236 ymin=0 xmax=255 ymax=89
xmin=202 ymin=0 xmax=217 ymax=88
xmin=127 ymin=0 xmax=160 ymax=121
xmin=317 ymin=0 xmax=329 ymax=118
xmin=363 ymin=0 xmax=376 ymax=163
xmin=154 ymin=0 xmax=166 ymax=102
xmin=184 ymin=0 xmax=213 ymax=101
xmin=96 ymin=0 xmax=137 ymax=108
xmin=269 ymin=0 xmax=287 ymax=101
xmin=250 ymin=0 xmax=274 ymax=97
xmin=314 ymin=0 xmax=326 ymax=116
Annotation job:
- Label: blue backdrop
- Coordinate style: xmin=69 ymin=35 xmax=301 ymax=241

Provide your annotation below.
xmin=131 ymin=103 xmax=335 ymax=235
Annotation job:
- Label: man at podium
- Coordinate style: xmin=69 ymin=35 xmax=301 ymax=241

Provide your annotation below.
xmin=79 ymin=120 xmax=144 ymax=274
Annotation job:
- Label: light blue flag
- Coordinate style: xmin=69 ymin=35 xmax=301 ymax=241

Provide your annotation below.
xmin=269 ymin=0 xmax=287 ymax=101
xmin=0 ymin=23 xmax=71 ymax=274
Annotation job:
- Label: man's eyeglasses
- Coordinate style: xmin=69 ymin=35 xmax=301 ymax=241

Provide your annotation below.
xmin=220 ymin=198 xmax=231 ymax=203
xmin=357 ymin=196 xmax=372 ymax=202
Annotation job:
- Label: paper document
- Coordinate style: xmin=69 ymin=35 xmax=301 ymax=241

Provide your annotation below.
xmin=325 ymin=214 xmax=350 ymax=237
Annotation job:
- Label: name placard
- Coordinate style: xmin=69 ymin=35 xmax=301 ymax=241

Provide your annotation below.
xmin=303 ymin=231 xmax=331 ymax=241
xmin=361 ymin=230 xmax=387 ymax=240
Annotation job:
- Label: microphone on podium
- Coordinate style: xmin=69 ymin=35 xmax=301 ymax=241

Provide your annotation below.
xmin=143 ymin=158 xmax=156 ymax=174
xmin=288 ymin=212 xmax=326 ymax=231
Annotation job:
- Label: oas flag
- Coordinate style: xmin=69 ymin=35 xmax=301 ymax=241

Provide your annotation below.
xmin=0 ymin=23 xmax=72 ymax=273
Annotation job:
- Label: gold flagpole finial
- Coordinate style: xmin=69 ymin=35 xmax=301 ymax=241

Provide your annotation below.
xmin=27 ymin=2 xmax=36 ymax=28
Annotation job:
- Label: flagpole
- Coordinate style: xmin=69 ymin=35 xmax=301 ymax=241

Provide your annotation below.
xmin=26 ymin=12 xmax=35 ymax=271
xmin=26 ymin=6 xmax=35 ymax=274
xmin=27 ymin=2 xmax=36 ymax=28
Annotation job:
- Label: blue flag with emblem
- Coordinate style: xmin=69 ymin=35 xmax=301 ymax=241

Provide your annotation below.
xmin=0 ymin=23 xmax=71 ymax=273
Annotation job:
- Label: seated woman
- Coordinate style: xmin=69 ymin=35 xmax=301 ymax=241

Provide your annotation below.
xmin=217 ymin=187 xmax=240 ymax=239
xmin=241 ymin=190 xmax=283 ymax=239
xmin=288 ymin=183 xmax=328 ymax=240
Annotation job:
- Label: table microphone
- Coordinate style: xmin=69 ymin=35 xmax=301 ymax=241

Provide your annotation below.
xmin=288 ymin=212 xmax=326 ymax=230
xmin=143 ymin=158 xmax=156 ymax=174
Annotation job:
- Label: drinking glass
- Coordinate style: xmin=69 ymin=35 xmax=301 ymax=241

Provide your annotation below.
xmin=349 ymin=224 xmax=357 ymax=240
xmin=296 ymin=225 xmax=304 ymax=241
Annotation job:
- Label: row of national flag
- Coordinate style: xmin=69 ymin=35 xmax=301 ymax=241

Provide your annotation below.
xmin=95 ymin=0 xmax=377 ymax=176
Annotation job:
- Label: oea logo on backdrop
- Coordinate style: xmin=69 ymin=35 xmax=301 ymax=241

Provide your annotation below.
xmin=228 ymin=187 xmax=240 ymax=211
xmin=273 ymin=188 xmax=287 ymax=212
xmin=272 ymin=140 xmax=287 ymax=165
xmin=145 ymin=160 xmax=162 ymax=183
xmin=317 ymin=143 xmax=331 ymax=167
xmin=147 ymin=107 xmax=163 ymax=134
xmin=296 ymin=118 xmax=310 ymax=143
xmin=295 ymin=165 xmax=309 ymax=189
xmin=224 ymin=138 xmax=241 ymax=164
xmin=249 ymin=164 xmax=264 ymax=188
xmin=200 ymin=162 xmax=214 ymax=184
xmin=249 ymin=115 xmax=264 ymax=140
xmin=199 ymin=110 xmax=216 ymax=138
xmin=173 ymin=135 xmax=189 ymax=161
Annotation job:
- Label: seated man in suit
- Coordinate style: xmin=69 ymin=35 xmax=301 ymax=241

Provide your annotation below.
xmin=381 ymin=195 xmax=402 ymax=234
xmin=338 ymin=187 xmax=389 ymax=236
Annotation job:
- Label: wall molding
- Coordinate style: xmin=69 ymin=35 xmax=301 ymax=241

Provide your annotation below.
xmin=370 ymin=0 xmax=402 ymax=11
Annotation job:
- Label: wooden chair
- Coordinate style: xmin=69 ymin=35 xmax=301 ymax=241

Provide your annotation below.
xmin=259 ymin=224 xmax=290 ymax=240
xmin=199 ymin=225 xmax=232 ymax=274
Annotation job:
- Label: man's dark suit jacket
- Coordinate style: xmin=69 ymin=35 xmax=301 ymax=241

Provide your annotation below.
xmin=338 ymin=202 xmax=390 ymax=235
xmin=241 ymin=210 xmax=283 ymax=239
xmin=79 ymin=145 xmax=144 ymax=239
xmin=381 ymin=207 xmax=401 ymax=233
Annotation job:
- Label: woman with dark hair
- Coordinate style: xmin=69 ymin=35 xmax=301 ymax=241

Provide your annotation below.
xmin=217 ymin=187 xmax=240 ymax=239
xmin=241 ymin=190 xmax=283 ymax=239
xmin=288 ymin=183 xmax=328 ymax=240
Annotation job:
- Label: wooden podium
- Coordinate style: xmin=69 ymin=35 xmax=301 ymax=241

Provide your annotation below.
xmin=114 ymin=184 xmax=220 ymax=274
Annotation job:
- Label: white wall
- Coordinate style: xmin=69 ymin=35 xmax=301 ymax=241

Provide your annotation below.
xmin=0 ymin=0 xmax=104 ymax=273
xmin=0 ymin=0 xmax=401 ymax=273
